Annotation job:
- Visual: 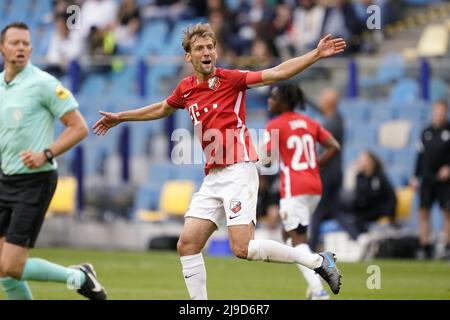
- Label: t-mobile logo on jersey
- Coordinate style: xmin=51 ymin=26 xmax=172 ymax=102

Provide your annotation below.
xmin=188 ymin=103 xmax=219 ymax=125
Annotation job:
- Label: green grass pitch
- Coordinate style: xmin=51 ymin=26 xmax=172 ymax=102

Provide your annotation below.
xmin=1 ymin=248 xmax=449 ymax=300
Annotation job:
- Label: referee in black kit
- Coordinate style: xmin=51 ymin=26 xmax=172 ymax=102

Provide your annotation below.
xmin=412 ymin=100 xmax=450 ymax=260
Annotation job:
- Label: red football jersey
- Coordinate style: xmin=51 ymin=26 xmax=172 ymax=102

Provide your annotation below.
xmin=265 ymin=112 xmax=331 ymax=198
xmin=167 ymin=68 xmax=262 ymax=174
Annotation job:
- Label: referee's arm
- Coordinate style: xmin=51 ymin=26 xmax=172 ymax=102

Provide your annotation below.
xmin=49 ymin=109 xmax=88 ymax=157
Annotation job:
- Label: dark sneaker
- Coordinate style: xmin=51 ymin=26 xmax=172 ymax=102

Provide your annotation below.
xmin=314 ymin=252 xmax=342 ymax=295
xmin=72 ymin=263 xmax=107 ymax=300
xmin=416 ymin=244 xmax=433 ymax=260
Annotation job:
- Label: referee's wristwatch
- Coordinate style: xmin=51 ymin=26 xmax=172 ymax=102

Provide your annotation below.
xmin=44 ymin=148 xmax=55 ymax=164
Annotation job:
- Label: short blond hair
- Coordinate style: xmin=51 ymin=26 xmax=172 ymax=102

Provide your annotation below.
xmin=182 ymin=23 xmax=216 ymax=53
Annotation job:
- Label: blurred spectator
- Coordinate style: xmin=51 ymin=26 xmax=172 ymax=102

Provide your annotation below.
xmin=309 ymin=88 xmax=345 ymax=251
xmin=337 ymin=150 xmax=397 ymax=240
xmin=208 ymin=10 xmax=242 ymax=55
xmin=234 ymin=37 xmax=276 ymax=70
xmin=87 ymin=26 xmax=117 ymax=73
xmin=114 ymin=0 xmax=142 ymax=53
xmin=290 ymin=0 xmax=325 ymax=54
xmin=272 ymin=3 xmax=294 ymax=59
xmin=354 ymin=0 xmax=401 ymax=29
xmin=256 ymin=174 xmax=280 ymax=230
xmin=142 ymin=0 xmax=197 ymax=22
xmin=321 ymin=0 xmax=364 ymax=52
xmin=80 ymin=0 xmax=119 ymax=38
xmin=205 ymin=0 xmax=229 ymax=17
xmin=46 ymin=13 xmax=83 ymax=77
xmin=411 ymin=100 xmax=450 ymax=260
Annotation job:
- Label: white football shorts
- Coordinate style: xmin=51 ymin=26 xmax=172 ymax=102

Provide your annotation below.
xmin=185 ymin=162 xmax=259 ymax=228
xmin=279 ymin=195 xmax=321 ymax=232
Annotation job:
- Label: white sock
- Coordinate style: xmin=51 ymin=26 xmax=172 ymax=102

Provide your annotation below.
xmin=247 ymin=239 xmax=323 ymax=269
xmin=180 ymin=253 xmax=207 ymax=300
xmin=295 ymin=243 xmax=324 ymax=292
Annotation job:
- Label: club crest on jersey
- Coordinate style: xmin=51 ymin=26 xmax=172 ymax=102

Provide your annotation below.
xmin=208 ymin=76 xmax=220 ymax=91
xmin=230 ymin=201 xmax=242 ymax=214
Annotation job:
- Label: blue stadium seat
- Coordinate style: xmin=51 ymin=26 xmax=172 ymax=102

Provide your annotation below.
xmin=31 ymin=24 xmax=53 ymax=56
xmin=109 ymin=67 xmax=137 ymax=99
xmin=370 ymin=101 xmax=396 ymax=123
xmin=430 ymin=78 xmax=449 ymax=102
xmin=371 ymin=147 xmax=395 ymax=167
xmin=340 ymin=98 xmax=371 ymax=123
xmin=173 ymin=164 xmax=204 ymax=185
xmin=393 ymin=148 xmax=417 ymax=173
xmin=360 ymin=53 xmax=406 ymax=87
xmin=80 ymin=75 xmax=108 ymax=98
xmin=175 ymin=108 xmax=193 ymax=130
xmin=165 ymin=18 xmax=207 ymax=55
xmin=7 ymin=0 xmax=30 ymax=22
xmin=343 ymin=145 xmax=361 ymax=168
xmin=31 ymin=0 xmax=53 ymax=22
xmin=148 ymin=163 xmax=176 ymax=184
xmin=352 ymin=123 xmax=378 ymax=145
xmin=82 ymin=136 xmax=112 ymax=176
xmin=388 ymin=169 xmax=410 ymax=188
xmin=132 ymin=182 xmax=161 ymax=213
xmin=136 ymin=21 xmax=170 ymax=57
xmin=146 ymin=65 xmax=179 ymax=96
xmin=131 ymin=120 xmax=166 ymax=156
xmin=395 ymin=101 xmax=427 ymax=123
xmin=390 ymin=78 xmax=420 ymax=103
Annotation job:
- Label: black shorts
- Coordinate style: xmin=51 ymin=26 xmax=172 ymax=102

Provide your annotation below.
xmin=419 ymin=179 xmax=450 ymax=211
xmin=0 ymin=170 xmax=58 ymax=248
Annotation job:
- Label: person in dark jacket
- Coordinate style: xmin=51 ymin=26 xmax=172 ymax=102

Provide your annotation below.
xmin=411 ymin=100 xmax=450 ymax=259
xmin=309 ymin=88 xmax=345 ymax=251
xmin=339 ymin=150 xmax=397 ymax=240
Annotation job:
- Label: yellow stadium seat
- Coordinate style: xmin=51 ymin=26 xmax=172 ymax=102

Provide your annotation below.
xmin=47 ymin=176 xmax=77 ymax=215
xmin=395 ymin=186 xmax=414 ymax=220
xmin=160 ymin=180 xmax=196 ymax=217
xmin=377 ymin=186 xmax=414 ymax=225
xmin=136 ymin=209 xmax=167 ymax=222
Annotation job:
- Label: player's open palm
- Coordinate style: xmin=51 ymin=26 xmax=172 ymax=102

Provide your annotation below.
xmin=93 ymin=111 xmax=121 ymax=135
xmin=317 ymin=34 xmax=346 ymax=58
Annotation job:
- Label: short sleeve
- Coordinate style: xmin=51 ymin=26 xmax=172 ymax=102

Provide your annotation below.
xmin=166 ymin=84 xmax=185 ymax=109
xmin=317 ymin=125 xmax=332 ymax=144
xmin=41 ymin=78 xmax=78 ymax=118
xmin=226 ymin=69 xmax=250 ymax=91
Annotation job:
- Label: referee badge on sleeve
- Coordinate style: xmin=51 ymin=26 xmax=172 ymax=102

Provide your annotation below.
xmin=55 ymin=84 xmax=70 ymax=100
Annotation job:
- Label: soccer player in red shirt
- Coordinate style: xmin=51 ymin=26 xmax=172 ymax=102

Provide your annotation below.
xmin=263 ymin=84 xmax=341 ymax=299
xmin=93 ymin=23 xmax=345 ymax=299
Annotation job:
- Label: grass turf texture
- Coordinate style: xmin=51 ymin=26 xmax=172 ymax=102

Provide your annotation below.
xmin=0 ymin=248 xmax=448 ymax=300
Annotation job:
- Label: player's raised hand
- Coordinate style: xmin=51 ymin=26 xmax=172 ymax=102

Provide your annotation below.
xmin=93 ymin=111 xmax=121 ymax=136
xmin=317 ymin=34 xmax=346 ymax=58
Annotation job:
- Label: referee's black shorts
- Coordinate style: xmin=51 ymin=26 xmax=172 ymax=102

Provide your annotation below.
xmin=419 ymin=179 xmax=450 ymax=211
xmin=0 ymin=170 xmax=58 ymax=248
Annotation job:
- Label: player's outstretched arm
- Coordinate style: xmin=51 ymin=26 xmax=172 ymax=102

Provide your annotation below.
xmin=260 ymin=34 xmax=346 ymax=85
xmin=92 ymin=100 xmax=177 ymax=136
xmin=318 ymin=135 xmax=341 ymax=169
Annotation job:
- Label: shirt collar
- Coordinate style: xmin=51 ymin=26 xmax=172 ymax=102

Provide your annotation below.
xmin=1 ymin=62 xmax=33 ymax=87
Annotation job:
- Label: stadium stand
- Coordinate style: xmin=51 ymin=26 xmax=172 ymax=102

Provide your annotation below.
xmin=1 ymin=0 xmax=449 ymax=254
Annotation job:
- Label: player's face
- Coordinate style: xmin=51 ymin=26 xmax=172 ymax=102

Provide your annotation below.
xmin=186 ymin=36 xmax=217 ymax=77
xmin=0 ymin=28 xmax=32 ymax=69
xmin=268 ymin=88 xmax=283 ymax=114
